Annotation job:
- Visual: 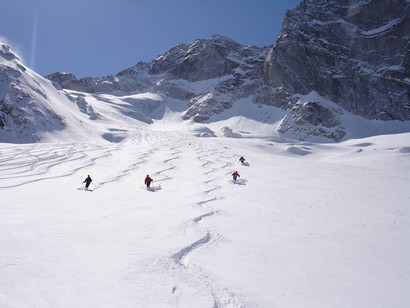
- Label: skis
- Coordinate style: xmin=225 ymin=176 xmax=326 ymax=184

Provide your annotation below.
xmin=146 ymin=184 xmax=162 ymax=192
xmin=231 ymin=178 xmax=247 ymax=185
xmin=77 ymin=187 xmax=93 ymax=192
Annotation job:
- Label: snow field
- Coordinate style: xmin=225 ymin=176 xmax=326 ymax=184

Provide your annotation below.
xmin=1 ymin=129 xmax=410 ymax=307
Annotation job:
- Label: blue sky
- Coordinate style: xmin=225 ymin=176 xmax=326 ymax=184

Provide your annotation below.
xmin=1 ymin=0 xmax=300 ymax=78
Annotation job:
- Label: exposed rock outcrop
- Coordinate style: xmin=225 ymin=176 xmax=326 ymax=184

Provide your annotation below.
xmin=47 ymin=35 xmax=270 ymax=122
xmin=264 ymin=0 xmax=410 ymax=121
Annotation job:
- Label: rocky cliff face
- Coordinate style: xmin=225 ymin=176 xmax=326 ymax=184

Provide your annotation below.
xmin=48 ymin=35 xmax=269 ymax=122
xmin=264 ymin=0 xmax=410 ymax=121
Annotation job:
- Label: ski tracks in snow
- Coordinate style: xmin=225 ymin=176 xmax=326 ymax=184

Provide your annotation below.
xmin=1 ymin=133 xmax=250 ymax=306
xmin=152 ymin=149 xmax=181 ymax=183
xmin=0 ymin=143 xmax=115 ymax=189
xmin=0 ymin=143 xmax=157 ymax=190
xmin=125 ymin=140 xmax=246 ymax=307
xmin=93 ymin=148 xmax=155 ymax=189
xmin=165 ymin=144 xmax=248 ymax=307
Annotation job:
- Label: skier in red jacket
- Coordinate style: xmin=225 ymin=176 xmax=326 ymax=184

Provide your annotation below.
xmin=232 ymin=171 xmax=240 ymax=181
xmin=144 ymin=175 xmax=153 ymax=188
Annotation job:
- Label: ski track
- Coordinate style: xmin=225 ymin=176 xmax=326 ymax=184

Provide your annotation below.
xmin=162 ymin=144 xmax=248 ymax=307
xmin=0 ymin=144 xmax=117 ymax=189
xmin=192 ymin=210 xmax=218 ymax=223
xmin=130 ymin=138 xmax=246 ymax=306
xmin=0 ymin=132 xmax=252 ymax=307
xmin=0 ymin=136 xmax=158 ymax=190
xmin=151 ymin=148 xmax=181 ymax=183
xmin=94 ymin=148 xmax=154 ymax=189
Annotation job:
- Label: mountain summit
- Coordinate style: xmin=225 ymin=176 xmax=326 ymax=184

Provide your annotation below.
xmin=1 ymin=1 xmax=409 ymax=143
xmin=48 ymin=34 xmax=270 ymax=123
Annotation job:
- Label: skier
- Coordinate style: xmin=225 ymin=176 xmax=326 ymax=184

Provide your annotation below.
xmin=83 ymin=175 xmax=92 ymax=189
xmin=144 ymin=174 xmax=153 ymax=188
xmin=239 ymin=156 xmax=246 ymax=164
xmin=232 ymin=171 xmax=240 ymax=181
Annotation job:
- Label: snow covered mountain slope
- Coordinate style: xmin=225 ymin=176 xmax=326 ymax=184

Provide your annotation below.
xmin=48 ymin=34 xmax=270 ymax=124
xmin=0 ymin=43 xmax=175 ymax=144
xmin=2 ymin=4 xmax=410 ymax=143
xmin=0 ymin=43 xmax=111 ymax=143
xmin=2 ymin=40 xmax=409 ymax=144
xmin=0 ymin=123 xmax=409 ymax=307
xmin=1 ymin=37 xmax=409 ymax=308
xmin=48 ymin=13 xmax=410 ymax=142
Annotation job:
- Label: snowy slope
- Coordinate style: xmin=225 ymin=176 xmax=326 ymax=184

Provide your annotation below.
xmin=1 ymin=118 xmax=409 ymax=307
xmin=0 ymin=44 xmax=94 ymax=143
xmin=1 ymin=37 xmax=410 ymax=307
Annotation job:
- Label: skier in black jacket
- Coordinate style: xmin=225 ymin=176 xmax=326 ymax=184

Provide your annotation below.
xmin=83 ymin=175 xmax=92 ymax=189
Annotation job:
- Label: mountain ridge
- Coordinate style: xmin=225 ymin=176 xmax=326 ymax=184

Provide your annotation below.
xmin=1 ymin=0 xmax=410 ymax=144
xmin=47 ymin=34 xmax=270 ymax=124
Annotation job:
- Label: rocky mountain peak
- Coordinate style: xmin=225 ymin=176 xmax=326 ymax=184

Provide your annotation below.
xmin=124 ymin=34 xmax=261 ymax=82
xmin=47 ymin=35 xmax=270 ymax=122
xmin=1 ymin=44 xmax=20 ymax=62
xmin=264 ymin=0 xmax=410 ymax=121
